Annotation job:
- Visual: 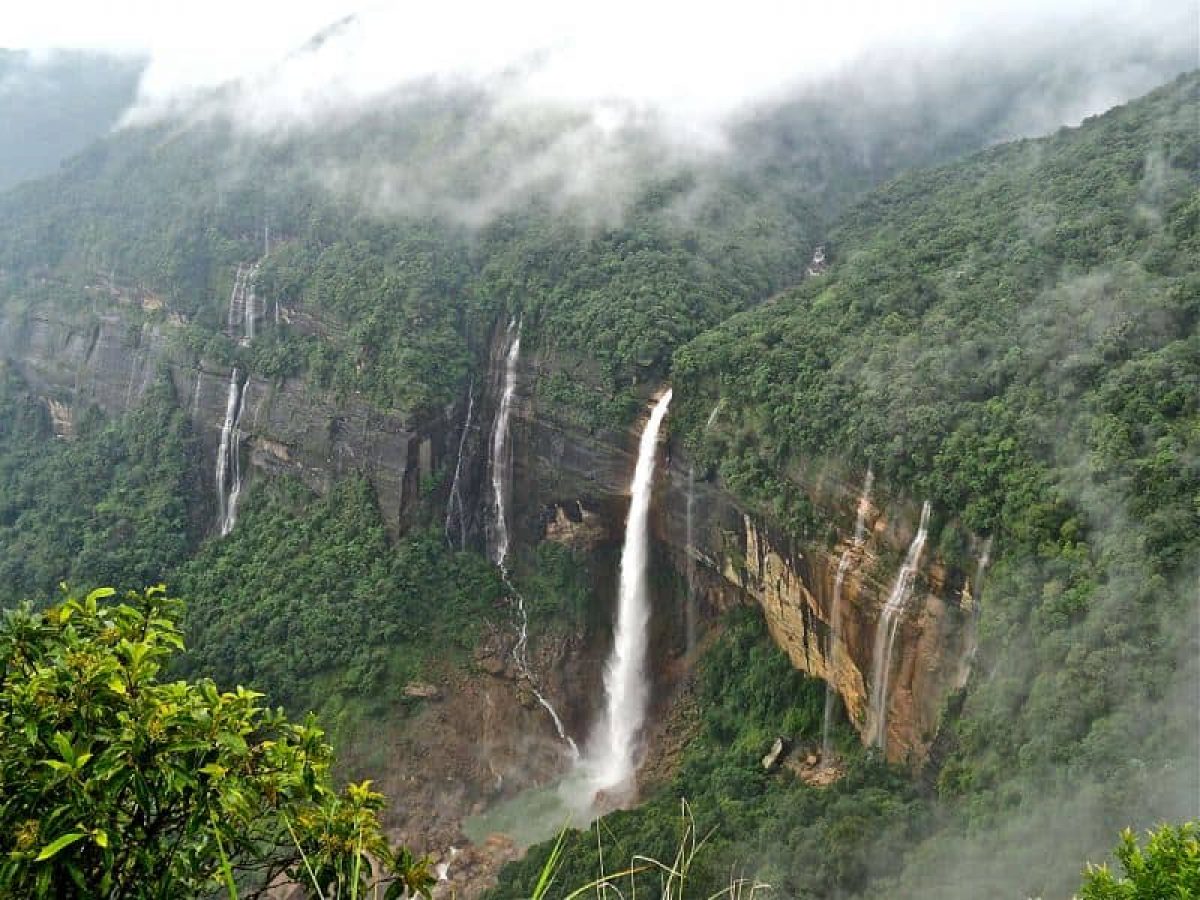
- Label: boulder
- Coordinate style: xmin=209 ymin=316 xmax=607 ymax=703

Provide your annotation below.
xmin=761 ymin=736 xmax=788 ymax=771
xmin=402 ymin=681 xmax=442 ymax=701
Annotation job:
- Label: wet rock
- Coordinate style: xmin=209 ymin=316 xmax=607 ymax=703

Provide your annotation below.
xmin=762 ymin=736 xmax=788 ymax=771
xmin=403 ymin=681 xmax=442 ymax=701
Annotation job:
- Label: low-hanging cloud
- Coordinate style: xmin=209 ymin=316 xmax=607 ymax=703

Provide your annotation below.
xmin=91 ymin=0 xmax=1194 ymax=225
xmin=120 ymin=0 xmax=1193 ymax=131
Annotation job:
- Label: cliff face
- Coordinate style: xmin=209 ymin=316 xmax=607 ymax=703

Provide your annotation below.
xmin=500 ymin=336 xmax=978 ymax=763
xmin=0 ymin=305 xmax=455 ymax=533
xmin=0 ymin=302 xmax=977 ymax=764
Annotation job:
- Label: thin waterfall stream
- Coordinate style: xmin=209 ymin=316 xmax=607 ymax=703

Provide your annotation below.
xmin=487 ymin=321 xmax=577 ymax=756
xmin=868 ymin=500 xmax=931 ymax=750
xmin=215 ymin=369 xmax=249 ymax=536
xmin=445 ymin=378 xmax=475 ymax=550
xmin=822 ymin=468 xmax=873 ymax=762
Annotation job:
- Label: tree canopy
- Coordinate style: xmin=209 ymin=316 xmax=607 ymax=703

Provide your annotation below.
xmin=0 ymin=585 xmax=433 ymax=899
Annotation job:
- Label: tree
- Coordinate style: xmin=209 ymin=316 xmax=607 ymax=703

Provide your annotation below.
xmin=0 ymin=585 xmax=433 ymax=899
xmin=1078 ymin=824 xmax=1200 ymax=899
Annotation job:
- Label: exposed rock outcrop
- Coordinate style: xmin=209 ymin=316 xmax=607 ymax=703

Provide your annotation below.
xmin=0 ymin=300 xmax=978 ymax=767
xmin=0 ymin=305 xmax=457 ymax=534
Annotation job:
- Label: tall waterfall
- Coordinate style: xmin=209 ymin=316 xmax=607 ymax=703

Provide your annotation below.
xmin=445 ymin=379 xmax=475 ymax=550
xmin=868 ymin=500 xmax=931 ymax=750
xmin=588 ymin=389 xmax=673 ymax=794
xmin=215 ymin=369 xmax=249 ymax=537
xmin=489 ymin=322 xmax=520 ymax=569
xmin=822 ymin=468 xmax=873 ymax=761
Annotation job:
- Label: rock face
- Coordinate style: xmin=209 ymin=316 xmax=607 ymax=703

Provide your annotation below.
xmin=0 ymin=305 xmax=455 ymax=534
xmin=0 ymin=302 xmax=978 ymax=765
xmin=491 ymin=333 xmax=976 ymax=763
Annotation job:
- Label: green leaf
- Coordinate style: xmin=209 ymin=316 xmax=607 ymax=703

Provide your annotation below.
xmin=86 ymin=587 xmax=117 ymax=605
xmin=35 ymin=832 xmax=87 ymax=862
xmin=52 ymin=732 xmax=74 ymax=763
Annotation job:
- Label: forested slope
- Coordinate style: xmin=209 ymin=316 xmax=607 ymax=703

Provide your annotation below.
xmin=495 ymin=71 xmax=1200 ymax=900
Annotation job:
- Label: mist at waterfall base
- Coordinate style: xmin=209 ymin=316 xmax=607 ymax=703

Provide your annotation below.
xmin=467 ymin=391 xmax=673 ymax=847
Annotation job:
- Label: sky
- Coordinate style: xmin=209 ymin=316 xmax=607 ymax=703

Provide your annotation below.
xmin=5 ymin=0 xmax=1195 ymax=128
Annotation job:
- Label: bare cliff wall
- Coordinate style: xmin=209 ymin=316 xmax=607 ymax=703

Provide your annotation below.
xmin=499 ymin=336 xmax=979 ymax=764
xmin=0 ymin=304 xmax=457 ymax=533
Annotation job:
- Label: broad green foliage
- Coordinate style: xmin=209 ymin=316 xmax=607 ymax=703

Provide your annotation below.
xmin=1079 ymin=824 xmax=1200 ymax=899
xmin=0 ymin=367 xmax=204 ymax=599
xmin=174 ymin=476 xmax=503 ymax=710
xmin=0 ymin=585 xmax=434 ymax=899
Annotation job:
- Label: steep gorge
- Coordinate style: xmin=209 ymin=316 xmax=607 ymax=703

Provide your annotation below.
xmin=0 ymin=295 xmax=979 ymax=771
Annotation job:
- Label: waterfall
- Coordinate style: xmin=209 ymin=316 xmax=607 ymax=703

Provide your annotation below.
xmin=684 ymin=466 xmax=697 ymax=655
xmin=227 ymin=265 xmax=246 ymax=332
xmin=868 ymin=500 xmax=932 ymax=750
xmin=215 ymin=369 xmax=249 ymax=537
xmin=190 ymin=370 xmax=203 ymax=421
xmin=489 ymin=322 xmax=519 ymax=569
xmin=821 ymin=468 xmax=873 ymax=762
xmin=704 ymin=401 xmax=721 ymax=431
xmin=445 ymin=378 xmax=475 ymax=550
xmin=511 ymin=585 xmax=579 ymax=758
xmin=588 ymin=389 xmax=673 ymax=794
xmin=226 ymin=263 xmax=260 ymax=344
xmin=244 ymin=264 xmax=258 ymax=342
xmin=484 ymin=321 xmax=576 ymax=754
xmin=966 ymin=537 xmax=994 ymax=666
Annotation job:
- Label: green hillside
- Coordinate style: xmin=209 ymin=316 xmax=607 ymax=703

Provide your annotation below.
xmin=492 ymin=71 xmax=1200 ymax=899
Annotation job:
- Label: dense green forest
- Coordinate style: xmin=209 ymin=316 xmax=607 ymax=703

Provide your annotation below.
xmin=492 ymin=71 xmax=1200 ymax=898
xmin=3 ymin=54 xmax=1141 ymax=427
xmin=174 ymin=477 xmax=503 ymax=711
xmin=0 ymin=366 xmax=205 ymax=597
xmin=0 ymin=32 xmax=1195 ymax=900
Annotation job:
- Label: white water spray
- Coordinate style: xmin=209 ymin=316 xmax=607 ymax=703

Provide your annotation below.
xmin=215 ymin=369 xmax=249 ymax=536
xmin=588 ymin=389 xmax=673 ymax=794
xmin=965 ymin=536 xmax=994 ymax=667
xmin=868 ymin=500 xmax=931 ymax=750
xmin=822 ymin=468 xmax=873 ymax=762
xmin=227 ymin=265 xmax=246 ymax=333
xmin=704 ymin=401 xmax=721 ymax=432
xmin=244 ymin=264 xmax=258 ymax=342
